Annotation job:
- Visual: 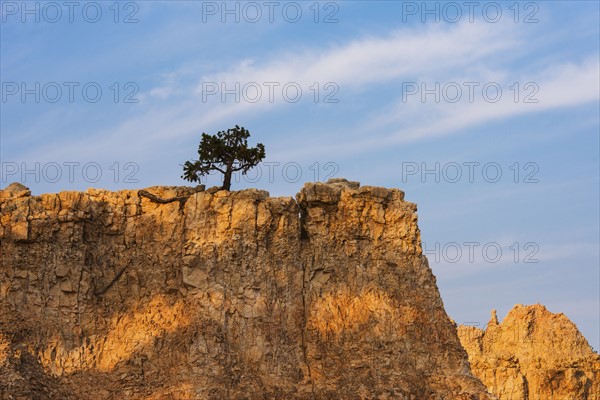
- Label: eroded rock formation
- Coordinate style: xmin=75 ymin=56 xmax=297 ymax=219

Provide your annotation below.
xmin=458 ymin=305 xmax=600 ymax=400
xmin=0 ymin=180 xmax=493 ymax=399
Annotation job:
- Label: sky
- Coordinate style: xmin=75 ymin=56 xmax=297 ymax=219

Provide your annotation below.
xmin=1 ymin=1 xmax=599 ymax=350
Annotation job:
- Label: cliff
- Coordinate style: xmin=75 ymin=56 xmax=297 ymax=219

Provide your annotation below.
xmin=0 ymin=180 xmax=492 ymax=399
xmin=458 ymin=305 xmax=600 ymax=400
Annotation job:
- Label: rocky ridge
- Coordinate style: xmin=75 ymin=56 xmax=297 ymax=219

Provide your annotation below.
xmin=0 ymin=180 xmax=492 ymax=399
xmin=458 ymin=304 xmax=599 ymax=400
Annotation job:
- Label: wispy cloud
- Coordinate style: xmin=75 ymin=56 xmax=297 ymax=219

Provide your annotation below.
xmin=197 ymin=22 xmax=519 ymax=90
xmin=13 ymin=21 xmax=599 ymax=166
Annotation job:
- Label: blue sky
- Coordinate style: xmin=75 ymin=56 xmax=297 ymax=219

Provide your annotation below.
xmin=1 ymin=1 xmax=599 ymax=350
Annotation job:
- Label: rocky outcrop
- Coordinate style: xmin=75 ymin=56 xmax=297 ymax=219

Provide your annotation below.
xmin=0 ymin=180 xmax=494 ymax=399
xmin=458 ymin=305 xmax=600 ymax=400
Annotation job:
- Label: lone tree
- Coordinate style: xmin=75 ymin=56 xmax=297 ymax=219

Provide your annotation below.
xmin=182 ymin=125 xmax=265 ymax=191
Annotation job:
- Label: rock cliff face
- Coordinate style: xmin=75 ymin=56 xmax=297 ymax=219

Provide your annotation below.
xmin=0 ymin=180 xmax=493 ymax=399
xmin=458 ymin=305 xmax=600 ymax=400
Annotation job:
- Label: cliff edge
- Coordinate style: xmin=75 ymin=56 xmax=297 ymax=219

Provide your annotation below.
xmin=0 ymin=180 xmax=492 ymax=399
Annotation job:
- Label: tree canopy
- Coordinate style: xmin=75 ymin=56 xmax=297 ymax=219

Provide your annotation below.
xmin=182 ymin=125 xmax=265 ymax=191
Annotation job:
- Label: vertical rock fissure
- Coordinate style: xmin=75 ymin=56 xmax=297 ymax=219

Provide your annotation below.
xmin=25 ymin=198 xmax=32 ymax=241
xmin=523 ymin=373 xmax=529 ymax=400
xmin=301 ymin=251 xmax=316 ymax=400
xmin=295 ymin=197 xmax=317 ymax=398
xmin=223 ymin=306 xmax=231 ymax=400
xmin=76 ymin=264 xmax=84 ymax=326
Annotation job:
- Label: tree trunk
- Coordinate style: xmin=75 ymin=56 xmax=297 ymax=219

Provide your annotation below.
xmin=222 ymin=167 xmax=233 ymax=191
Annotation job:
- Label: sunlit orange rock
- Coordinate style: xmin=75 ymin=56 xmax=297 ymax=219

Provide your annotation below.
xmin=458 ymin=305 xmax=600 ymax=400
xmin=1 ymin=180 xmax=494 ymax=399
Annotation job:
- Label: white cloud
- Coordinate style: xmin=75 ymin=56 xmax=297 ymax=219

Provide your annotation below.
xmin=197 ymin=22 xmax=519 ymax=93
xmin=348 ymin=57 xmax=599 ymax=146
xmin=13 ymin=21 xmax=599 ymax=166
